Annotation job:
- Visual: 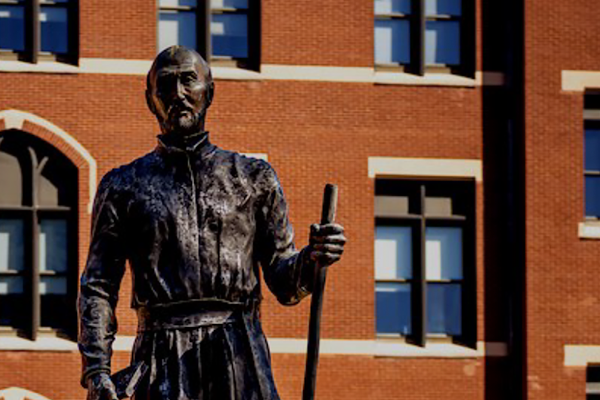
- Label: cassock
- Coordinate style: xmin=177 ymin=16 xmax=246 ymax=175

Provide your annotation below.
xmin=78 ymin=132 xmax=313 ymax=400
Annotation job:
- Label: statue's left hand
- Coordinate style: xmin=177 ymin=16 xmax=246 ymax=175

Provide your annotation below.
xmin=307 ymin=223 xmax=346 ymax=267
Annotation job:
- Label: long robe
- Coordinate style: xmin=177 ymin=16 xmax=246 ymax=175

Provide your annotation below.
xmin=78 ymin=133 xmax=313 ymax=400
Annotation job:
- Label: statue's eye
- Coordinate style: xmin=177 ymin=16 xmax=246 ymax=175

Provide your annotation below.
xmin=181 ymin=74 xmax=196 ymax=84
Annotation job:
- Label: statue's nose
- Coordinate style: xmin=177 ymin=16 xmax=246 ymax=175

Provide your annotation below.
xmin=175 ymin=79 xmax=186 ymax=100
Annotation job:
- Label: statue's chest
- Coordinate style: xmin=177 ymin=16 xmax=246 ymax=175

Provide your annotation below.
xmin=130 ymin=172 xmax=256 ymax=241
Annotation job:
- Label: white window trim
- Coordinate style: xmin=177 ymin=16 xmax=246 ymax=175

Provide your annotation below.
xmin=368 ymin=157 xmax=482 ymax=181
xmin=0 ymin=58 xmax=505 ymax=87
xmin=370 ymin=156 xmax=482 ymax=354
xmin=562 ymin=70 xmax=600 ymax=92
xmin=578 ymin=221 xmax=600 ymax=239
xmin=0 ymin=109 xmax=97 ymax=213
xmin=564 ymin=345 xmax=600 ymax=366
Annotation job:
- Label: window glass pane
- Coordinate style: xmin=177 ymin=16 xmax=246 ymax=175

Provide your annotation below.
xmin=40 ymin=276 xmax=67 ymax=294
xmin=375 ymin=226 xmax=412 ymax=279
xmin=39 ymin=219 xmax=67 ymax=273
xmin=158 ymin=11 xmax=197 ymax=53
xmin=211 ymin=13 xmax=248 ymax=58
xmin=0 ymin=150 xmax=23 ymax=206
xmin=0 ymin=219 xmax=24 ymax=273
xmin=0 ymin=276 xmax=24 ymax=294
xmin=41 ymin=287 xmax=69 ymax=330
xmin=425 ymin=0 xmax=461 ymax=16
xmin=159 ymin=0 xmax=197 ymax=7
xmin=375 ymin=0 xmax=411 ymax=15
xmin=425 ymin=227 xmax=462 ymax=280
xmin=376 ymin=283 xmax=411 ymax=335
xmin=40 ymin=6 xmax=68 ymax=54
xmin=0 ymin=293 xmax=26 ymax=328
xmin=427 ymin=283 xmax=461 ymax=335
xmin=425 ymin=20 xmax=460 ymax=65
xmin=586 ymin=176 xmax=600 ymax=218
xmin=0 ymin=6 xmax=25 ymax=51
xmin=585 ymin=128 xmax=600 ymax=171
xmin=212 ymin=0 xmax=248 ymax=9
xmin=375 ymin=19 xmax=410 ymax=65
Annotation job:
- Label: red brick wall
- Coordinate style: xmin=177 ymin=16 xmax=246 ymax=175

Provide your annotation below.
xmin=0 ymin=0 xmax=519 ymax=398
xmin=524 ymin=0 xmax=600 ymax=399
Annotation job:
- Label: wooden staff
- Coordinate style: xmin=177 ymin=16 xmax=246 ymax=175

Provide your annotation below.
xmin=302 ymin=184 xmax=338 ymax=400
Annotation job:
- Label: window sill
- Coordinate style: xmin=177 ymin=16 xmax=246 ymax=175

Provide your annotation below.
xmin=265 ymin=337 xmax=506 ymax=358
xmin=0 ymin=333 xmax=77 ymax=352
xmin=0 ymin=59 xmax=81 ymax=74
xmin=578 ymin=221 xmax=600 ymax=239
xmin=374 ymin=71 xmax=478 ymax=87
xmin=373 ymin=339 xmax=490 ymax=358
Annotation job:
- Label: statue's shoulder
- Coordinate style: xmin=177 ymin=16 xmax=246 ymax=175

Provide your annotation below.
xmin=213 ymin=148 xmax=276 ymax=182
xmin=98 ymin=151 xmax=160 ymax=191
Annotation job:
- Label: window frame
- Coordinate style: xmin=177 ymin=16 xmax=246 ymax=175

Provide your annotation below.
xmin=374 ymin=178 xmax=476 ymax=348
xmin=584 ymin=93 xmax=600 ymax=220
xmin=587 ymin=364 xmax=600 ymax=400
xmin=374 ymin=0 xmax=475 ymax=77
xmin=0 ymin=0 xmax=78 ymax=64
xmin=0 ymin=132 xmax=78 ymax=341
xmin=157 ymin=0 xmax=261 ymax=71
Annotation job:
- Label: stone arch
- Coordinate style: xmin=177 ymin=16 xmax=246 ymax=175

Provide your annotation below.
xmin=0 ymin=109 xmax=97 ymax=213
xmin=0 ymin=387 xmax=52 ymax=400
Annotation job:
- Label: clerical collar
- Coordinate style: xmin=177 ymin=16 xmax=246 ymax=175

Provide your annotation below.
xmin=157 ymin=131 xmax=213 ymax=154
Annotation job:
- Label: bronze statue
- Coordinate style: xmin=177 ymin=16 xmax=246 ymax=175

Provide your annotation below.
xmin=78 ymin=46 xmax=346 ymax=400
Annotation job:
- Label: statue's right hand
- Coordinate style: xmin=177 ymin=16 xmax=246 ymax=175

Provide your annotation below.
xmin=87 ymin=372 xmax=118 ymax=400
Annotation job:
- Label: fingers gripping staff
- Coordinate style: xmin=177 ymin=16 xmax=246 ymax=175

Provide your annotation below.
xmin=302 ymin=184 xmax=338 ymax=400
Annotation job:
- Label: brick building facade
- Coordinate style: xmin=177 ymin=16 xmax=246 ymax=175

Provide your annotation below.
xmin=0 ymin=0 xmax=597 ymax=399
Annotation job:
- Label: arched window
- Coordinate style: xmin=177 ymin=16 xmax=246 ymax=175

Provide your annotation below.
xmin=0 ymin=130 xmax=77 ymax=341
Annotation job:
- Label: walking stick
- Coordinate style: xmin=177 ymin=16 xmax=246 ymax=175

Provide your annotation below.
xmin=302 ymin=184 xmax=338 ymax=400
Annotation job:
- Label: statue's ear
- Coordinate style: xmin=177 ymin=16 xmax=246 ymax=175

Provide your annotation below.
xmin=146 ymin=89 xmax=157 ymax=115
xmin=206 ymin=81 xmax=215 ymax=109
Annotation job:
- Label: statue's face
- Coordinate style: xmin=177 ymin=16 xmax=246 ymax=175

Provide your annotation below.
xmin=147 ymin=47 xmax=213 ymax=136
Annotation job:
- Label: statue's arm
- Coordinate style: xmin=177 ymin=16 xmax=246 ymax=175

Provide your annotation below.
xmin=78 ymin=171 xmax=127 ymax=388
xmin=256 ymin=164 xmax=315 ymax=306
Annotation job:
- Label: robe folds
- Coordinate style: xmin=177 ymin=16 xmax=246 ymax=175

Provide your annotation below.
xmin=78 ymin=133 xmax=313 ymax=400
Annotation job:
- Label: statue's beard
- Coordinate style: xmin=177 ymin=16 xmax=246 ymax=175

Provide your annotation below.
xmin=162 ymin=105 xmax=205 ymax=137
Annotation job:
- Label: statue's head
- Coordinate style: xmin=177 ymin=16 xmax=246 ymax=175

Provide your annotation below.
xmin=146 ymin=45 xmax=214 ymax=137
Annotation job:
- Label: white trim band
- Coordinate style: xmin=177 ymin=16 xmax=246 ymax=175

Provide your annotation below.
xmin=0 ymin=335 xmax=78 ymax=351
xmin=368 ymin=157 xmax=483 ymax=182
xmin=242 ymin=153 xmax=268 ymax=161
xmin=267 ymin=338 xmax=507 ymax=358
xmin=0 ymin=335 xmax=507 ymax=358
xmin=0 ymin=59 xmax=504 ymax=87
xmin=0 ymin=387 xmax=52 ymax=400
xmin=565 ymin=345 xmax=600 ymax=366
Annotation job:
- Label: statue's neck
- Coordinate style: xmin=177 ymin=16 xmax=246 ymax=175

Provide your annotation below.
xmin=158 ymin=130 xmax=210 ymax=153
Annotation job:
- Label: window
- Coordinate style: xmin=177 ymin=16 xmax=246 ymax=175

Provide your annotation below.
xmin=588 ymin=365 xmax=600 ymax=400
xmin=374 ymin=0 xmax=474 ymax=76
xmin=0 ymin=0 xmax=77 ymax=63
xmin=374 ymin=179 xmax=476 ymax=347
xmin=0 ymin=131 xmax=78 ymax=340
xmin=157 ymin=0 xmax=261 ymax=70
xmin=585 ymin=94 xmax=600 ymax=219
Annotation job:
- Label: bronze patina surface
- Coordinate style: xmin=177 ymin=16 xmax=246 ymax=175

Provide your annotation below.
xmin=78 ymin=46 xmax=346 ymax=400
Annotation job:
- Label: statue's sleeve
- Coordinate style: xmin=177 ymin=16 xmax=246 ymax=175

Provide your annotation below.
xmin=77 ymin=170 xmax=127 ymax=387
xmin=256 ymin=162 xmax=315 ymax=306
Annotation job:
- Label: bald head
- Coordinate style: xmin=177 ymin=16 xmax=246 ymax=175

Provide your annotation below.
xmin=146 ymin=46 xmax=215 ymax=137
xmin=147 ymin=46 xmax=212 ymax=92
